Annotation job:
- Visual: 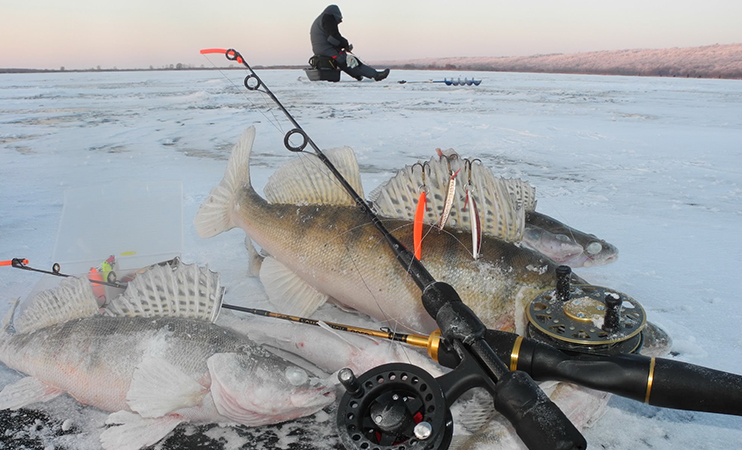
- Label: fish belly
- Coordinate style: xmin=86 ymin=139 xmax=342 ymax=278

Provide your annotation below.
xmin=0 ymin=317 xmax=237 ymax=414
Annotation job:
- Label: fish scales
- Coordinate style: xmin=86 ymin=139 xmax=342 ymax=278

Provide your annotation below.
xmin=235 ymin=182 xmax=579 ymax=334
xmin=196 ymin=127 xmax=586 ymax=334
xmin=0 ymin=263 xmax=336 ymax=450
xmin=1 ymin=316 xmax=257 ymax=412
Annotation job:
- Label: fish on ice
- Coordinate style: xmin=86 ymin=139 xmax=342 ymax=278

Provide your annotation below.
xmin=0 ymin=260 xmax=335 ymax=450
xmin=524 ymin=211 xmax=618 ymax=268
xmin=368 ymin=150 xmax=618 ymax=268
xmin=194 ymin=127 xmax=597 ymax=336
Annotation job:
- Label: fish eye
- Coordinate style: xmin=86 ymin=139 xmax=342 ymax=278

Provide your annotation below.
xmin=586 ymin=242 xmax=603 ymax=255
xmin=285 ymin=366 xmax=309 ymax=386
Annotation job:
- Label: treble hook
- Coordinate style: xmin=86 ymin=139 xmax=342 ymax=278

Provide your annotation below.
xmin=463 ymin=158 xmax=482 ymax=186
xmin=411 ymin=161 xmax=430 ymax=193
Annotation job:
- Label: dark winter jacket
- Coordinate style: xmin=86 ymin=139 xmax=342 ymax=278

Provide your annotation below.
xmin=310 ymin=5 xmax=350 ymax=57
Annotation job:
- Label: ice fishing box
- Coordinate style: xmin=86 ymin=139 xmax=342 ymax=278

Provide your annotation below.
xmin=304 ymin=55 xmax=341 ymax=82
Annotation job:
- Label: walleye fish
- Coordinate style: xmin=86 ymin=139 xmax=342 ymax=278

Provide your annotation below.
xmin=0 ymin=261 xmax=335 ymax=450
xmin=195 ymin=126 xmax=587 ymax=335
xmin=525 ymin=211 xmax=618 ymax=268
xmin=369 ymin=151 xmax=618 ymax=267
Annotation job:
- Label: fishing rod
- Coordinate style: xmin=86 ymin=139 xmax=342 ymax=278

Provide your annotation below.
xmin=222 ymin=304 xmax=433 ymax=347
xmin=204 ymin=47 xmax=584 ymax=450
xmin=3 ymin=258 xmax=127 ymax=289
xmin=228 ymin=304 xmax=742 ymax=416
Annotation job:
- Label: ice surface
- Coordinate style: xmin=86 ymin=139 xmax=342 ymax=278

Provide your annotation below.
xmin=1 ymin=68 xmax=741 ymax=449
xmin=53 ymin=180 xmax=182 ymax=273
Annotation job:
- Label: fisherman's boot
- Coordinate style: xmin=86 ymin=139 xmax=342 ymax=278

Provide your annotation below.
xmin=342 ymin=65 xmax=366 ymax=81
xmin=374 ymin=68 xmax=390 ymax=81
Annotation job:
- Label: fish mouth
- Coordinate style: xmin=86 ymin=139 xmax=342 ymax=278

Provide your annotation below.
xmin=292 ymin=382 xmax=336 ymax=409
xmin=582 ymin=253 xmax=618 ymax=268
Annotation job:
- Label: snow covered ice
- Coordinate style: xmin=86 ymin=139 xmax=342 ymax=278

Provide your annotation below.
xmin=1 ymin=67 xmax=741 ymax=449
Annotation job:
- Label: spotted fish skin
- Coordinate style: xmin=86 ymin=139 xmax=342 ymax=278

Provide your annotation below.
xmin=195 ymin=127 xmax=586 ymax=335
xmin=0 ymin=268 xmax=335 ymax=450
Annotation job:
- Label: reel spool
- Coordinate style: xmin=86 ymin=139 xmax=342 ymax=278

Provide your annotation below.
xmin=526 ymin=266 xmax=647 ymax=355
xmin=337 ymin=363 xmax=453 ymax=450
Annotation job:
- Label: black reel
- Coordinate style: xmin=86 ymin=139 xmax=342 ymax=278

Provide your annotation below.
xmin=337 ymin=363 xmax=453 ymax=450
xmin=527 ymin=266 xmax=647 ymax=355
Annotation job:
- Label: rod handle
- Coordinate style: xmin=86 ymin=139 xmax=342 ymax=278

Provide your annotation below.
xmin=496 ymin=370 xmax=587 ymax=450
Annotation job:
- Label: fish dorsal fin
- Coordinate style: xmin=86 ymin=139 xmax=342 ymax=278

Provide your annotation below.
xmin=369 ymin=153 xmax=536 ymax=242
xmin=263 ymin=147 xmax=364 ymax=206
xmin=104 ymin=259 xmax=223 ymax=323
xmin=259 ymin=256 xmax=329 ymax=317
xmin=13 ymin=276 xmax=100 ymax=334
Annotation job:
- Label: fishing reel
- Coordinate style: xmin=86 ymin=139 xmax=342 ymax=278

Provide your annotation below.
xmin=337 ymin=364 xmax=453 ymax=450
xmin=526 ymin=266 xmax=646 ymax=355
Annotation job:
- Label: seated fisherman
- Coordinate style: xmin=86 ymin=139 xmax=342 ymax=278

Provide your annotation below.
xmin=310 ymin=5 xmax=390 ymax=81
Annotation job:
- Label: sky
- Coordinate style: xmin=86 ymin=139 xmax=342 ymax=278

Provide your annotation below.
xmin=2 ymin=0 xmax=742 ymax=70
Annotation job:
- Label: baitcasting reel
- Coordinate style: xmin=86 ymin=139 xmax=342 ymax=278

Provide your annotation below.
xmin=527 ymin=266 xmax=647 ymax=355
xmin=336 ymin=364 xmax=453 ymax=450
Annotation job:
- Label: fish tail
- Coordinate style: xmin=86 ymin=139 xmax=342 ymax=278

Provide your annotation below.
xmin=194 ymin=126 xmax=257 ymax=238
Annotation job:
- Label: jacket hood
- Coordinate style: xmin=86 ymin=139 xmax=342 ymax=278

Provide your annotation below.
xmin=323 ymin=5 xmax=342 ymax=23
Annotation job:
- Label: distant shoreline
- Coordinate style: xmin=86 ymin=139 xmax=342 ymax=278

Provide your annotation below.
xmin=2 ymin=66 xmax=738 ymax=80
xmin=2 ymin=43 xmax=741 ymax=79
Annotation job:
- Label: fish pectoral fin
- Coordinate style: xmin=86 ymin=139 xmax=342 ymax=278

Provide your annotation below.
xmin=0 ymin=376 xmax=63 ymax=410
xmin=101 ymin=411 xmax=182 ymax=450
xmin=126 ymin=356 xmax=207 ymax=418
xmin=207 ymin=353 xmax=266 ymax=426
xmin=259 ymin=257 xmax=330 ymax=317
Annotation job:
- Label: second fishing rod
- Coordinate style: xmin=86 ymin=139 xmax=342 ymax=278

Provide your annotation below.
xmin=230 ymin=305 xmax=742 ymax=417
xmin=203 ymin=47 xmax=585 ymax=450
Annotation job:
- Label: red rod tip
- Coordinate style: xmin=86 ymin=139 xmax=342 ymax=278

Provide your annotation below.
xmin=200 ymin=48 xmax=228 ymax=55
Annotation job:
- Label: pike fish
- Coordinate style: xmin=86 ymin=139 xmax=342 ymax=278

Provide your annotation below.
xmin=194 ymin=126 xmax=587 ymax=335
xmin=0 ymin=261 xmax=335 ymax=450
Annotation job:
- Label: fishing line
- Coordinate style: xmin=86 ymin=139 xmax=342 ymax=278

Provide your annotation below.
xmin=203 ymin=52 xmax=361 ymax=207
xmin=205 ymin=48 xmax=420 ymax=362
xmin=202 ymin=50 xmax=597 ymax=450
xmin=336 ymin=218 xmax=427 ymax=360
xmin=201 ymin=54 xmax=286 ymax=136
